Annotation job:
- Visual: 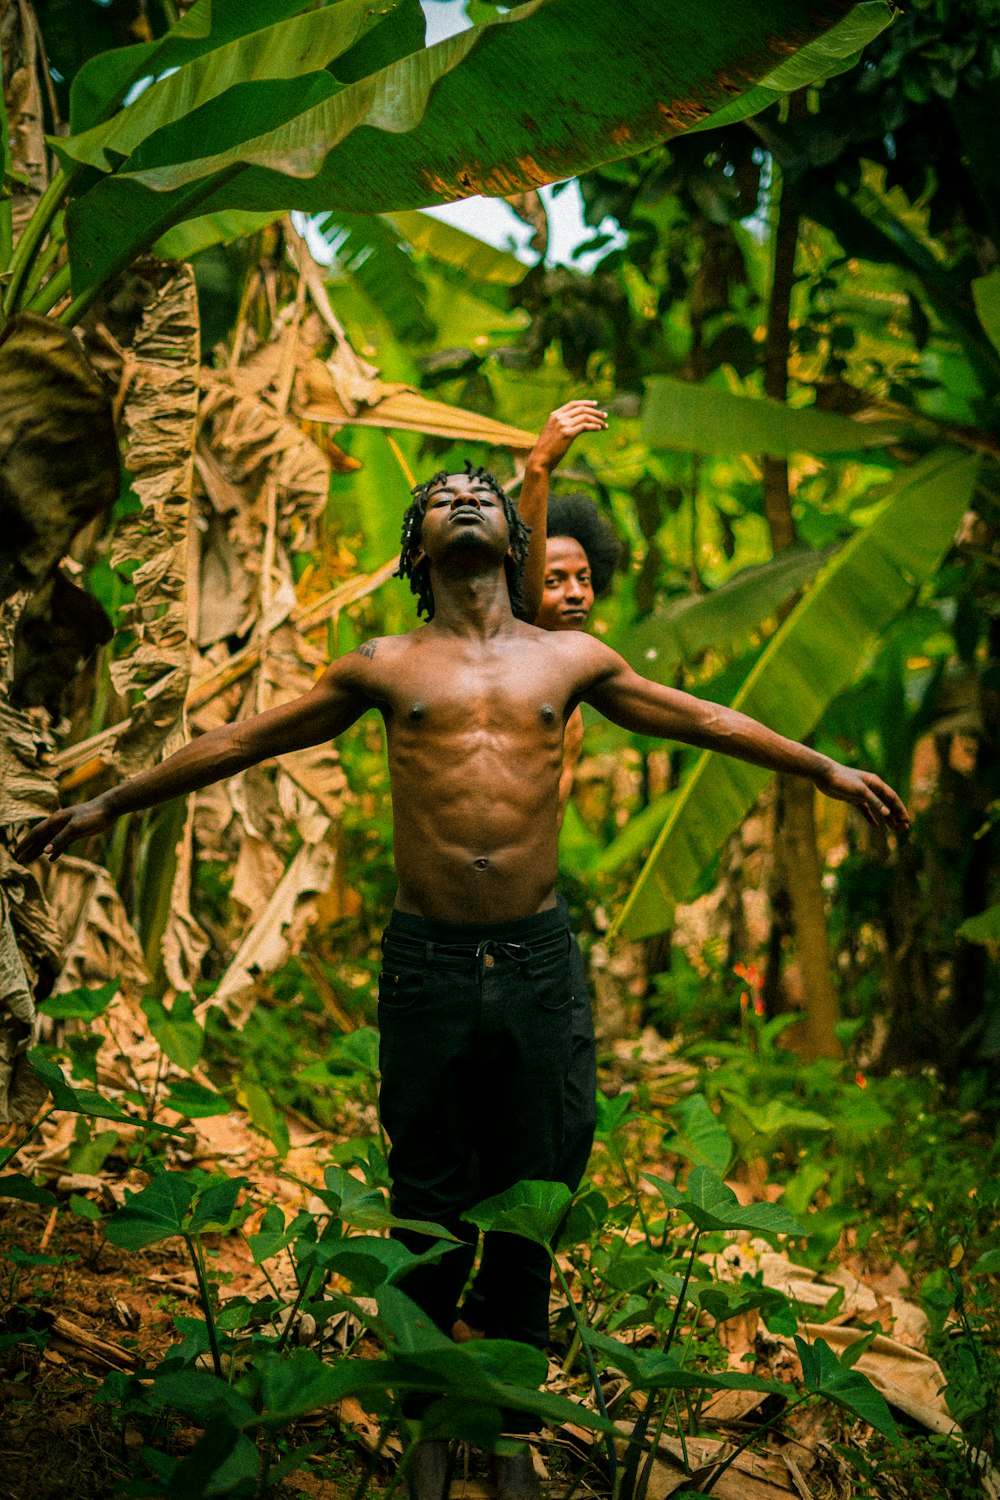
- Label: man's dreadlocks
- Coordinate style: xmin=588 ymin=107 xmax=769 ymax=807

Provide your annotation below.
xmin=397 ymin=461 xmax=532 ymax=621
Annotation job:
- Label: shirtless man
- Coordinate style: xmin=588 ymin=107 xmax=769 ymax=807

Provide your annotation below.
xmin=455 ymin=487 xmax=622 ymax=1344
xmin=15 ymin=453 xmax=908 ymax=1496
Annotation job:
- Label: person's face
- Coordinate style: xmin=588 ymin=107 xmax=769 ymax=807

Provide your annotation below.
xmin=535 ymin=536 xmax=595 ymax=631
xmin=415 ymin=473 xmax=510 ymax=566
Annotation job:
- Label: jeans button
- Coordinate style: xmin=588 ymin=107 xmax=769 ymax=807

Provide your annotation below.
xmin=484 ymin=953 xmax=495 ymax=968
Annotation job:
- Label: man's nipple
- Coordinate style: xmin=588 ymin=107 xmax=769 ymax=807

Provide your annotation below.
xmin=540 ymin=703 xmax=556 ymax=724
xmin=409 ymin=702 xmax=425 ymax=721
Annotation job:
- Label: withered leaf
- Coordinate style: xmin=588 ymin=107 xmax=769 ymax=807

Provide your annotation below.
xmin=11 ymin=570 xmax=113 ymax=716
xmin=0 ymin=314 xmax=119 ymax=601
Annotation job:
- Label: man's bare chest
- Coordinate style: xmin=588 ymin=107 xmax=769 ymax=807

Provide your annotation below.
xmin=378 ymin=656 xmax=573 ymax=738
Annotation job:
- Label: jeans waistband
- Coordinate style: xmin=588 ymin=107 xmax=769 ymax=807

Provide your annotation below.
xmin=383 ymin=905 xmax=568 ymax=967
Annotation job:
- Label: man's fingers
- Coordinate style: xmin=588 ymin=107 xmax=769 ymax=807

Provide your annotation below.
xmin=561 ymin=413 xmax=608 ymax=434
xmin=14 ymin=813 xmax=73 ymax=864
xmin=13 ymin=822 xmax=50 ymax=863
xmin=865 ymin=774 xmax=909 ymax=829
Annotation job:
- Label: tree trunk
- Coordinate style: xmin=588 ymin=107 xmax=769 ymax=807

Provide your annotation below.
xmin=761 ymin=95 xmax=843 ymax=1058
xmin=0 ymin=0 xmax=49 ymax=241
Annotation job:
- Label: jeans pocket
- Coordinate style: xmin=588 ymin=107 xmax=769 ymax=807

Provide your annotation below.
xmin=526 ymin=949 xmax=574 ymax=1012
xmin=378 ymin=965 xmax=425 ymax=1012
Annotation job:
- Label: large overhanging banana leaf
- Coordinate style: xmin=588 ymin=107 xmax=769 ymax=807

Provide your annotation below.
xmin=605 ymin=449 xmax=980 ymax=941
xmin=642 ymin=376 xmax=919 ymax=458
xmin=58 ymin=0 xmax=887 ymax=305
xmin=618 ymin=547 xmax=829 ymax=681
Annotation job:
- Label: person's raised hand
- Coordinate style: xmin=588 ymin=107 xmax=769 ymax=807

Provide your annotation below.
xmin=813 ymin=762 xmax=910 ymax=834
xmin=13 ymin=796 xmax=116 ymax=866
xmin=529 ymin=399 xmax=608 ymax=471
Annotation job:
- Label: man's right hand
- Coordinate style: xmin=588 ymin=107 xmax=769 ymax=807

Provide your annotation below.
xmin=14 ymin=796 xmax=115 ymax=864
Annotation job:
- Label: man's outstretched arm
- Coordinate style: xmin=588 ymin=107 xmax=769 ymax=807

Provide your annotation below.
xmin=519 ymin=400 xmax=607 ymax=620
xmin=580 ymin=642 xmax=909 ymax=831
xmin=13 ymin=654 xmax=375 ymax=864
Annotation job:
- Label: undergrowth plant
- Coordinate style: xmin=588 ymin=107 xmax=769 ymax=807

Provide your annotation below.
xmin=3 ymin=975 xmax=998 ymax=1497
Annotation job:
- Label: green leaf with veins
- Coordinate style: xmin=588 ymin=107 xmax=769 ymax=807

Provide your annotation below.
xmin=644 ymin=1166 xmax=802 ymax=1235
xmin=795 ymin=1335 xmax=898 ymax=1437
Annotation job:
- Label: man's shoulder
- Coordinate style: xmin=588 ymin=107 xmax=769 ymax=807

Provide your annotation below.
xmin=523 ymin=624 xmax=613 ymax=666
xmin=327 ymin=632 xmax=419 ymax=692
xmin=348 ymin=632 xmax=416 ymax=665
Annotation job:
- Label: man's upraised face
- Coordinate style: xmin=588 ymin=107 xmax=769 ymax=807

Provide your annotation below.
xmin=535 ymin=535 xmax=595 ymax=631
xmin=417 ymin=472 xmax=511 ymax=562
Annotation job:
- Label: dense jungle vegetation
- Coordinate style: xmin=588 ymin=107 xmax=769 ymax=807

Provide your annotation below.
xmin=0 ymin=2 xmax=998 ymax=1497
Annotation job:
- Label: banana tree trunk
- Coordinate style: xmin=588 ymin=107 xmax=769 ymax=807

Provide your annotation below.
xmin=0 ymin=0 xmax=49 ymax=244
xmin=761 ymin=97 xmax=842 ymax=1059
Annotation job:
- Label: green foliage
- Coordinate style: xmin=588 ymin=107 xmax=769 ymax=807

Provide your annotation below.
xmin=795 ymin=1333 xmax=897 ymax=1437
xmin=610 ymin=449 xmax=981 ymax=936
xmin=141 ymin=992 xmax=204 ymax=1072
xmin=643 ymin=1165 xmax=801 ymax=1235
xmin=643 ymin=373 xmax=914 ymax=457
xmin=104 ymin=1171 xmax=251 ymax=1252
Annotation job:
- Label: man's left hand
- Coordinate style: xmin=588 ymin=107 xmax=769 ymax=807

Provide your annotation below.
xmin=814 ymin=762 xmax=910 ymax=833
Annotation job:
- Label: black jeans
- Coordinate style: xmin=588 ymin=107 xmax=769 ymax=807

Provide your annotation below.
xmin=378 ymin=906 xmax=577 ymax=1352
xmin=461 ymin=896 xmax=596 ymax=1335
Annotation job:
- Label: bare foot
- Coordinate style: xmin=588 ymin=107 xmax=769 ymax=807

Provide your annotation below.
xmin=451 ymin=1317 xmax=485 ymax=1342
xmin=408 ymin=1439 xmax=450 ymax=1500
xmin=494 ymin=1450 xmax=541 ymax=1500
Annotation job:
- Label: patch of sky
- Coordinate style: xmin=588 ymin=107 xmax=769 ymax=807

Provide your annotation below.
xmin=122 ymin=67 xmax=178 ymax=107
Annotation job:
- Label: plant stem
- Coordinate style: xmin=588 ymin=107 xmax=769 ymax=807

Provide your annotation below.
xmin=25 ymin=261 xmax=70 ymax=316
xmin=352 ymin=1408 xmax=399 ymax=1500
xmin=19 ymin=213 xmax=65 ymax=308
xmin=0 ymin=1106 xmax=56 ymax=1168
xmin=277 ymin=1261 xmax=319 ymax=1353
xmin=551 ymin=1254 xmax=617 ymax=1484
xmin=619 ymin=1392 xmax=656 ymax=1500
xmin=661 ymin=1231 xmax=700 ymax=1357
xmin=3 ymin=168 xmax=71 ymax=316
xmin=185 ymin=1232 xmax=223 ymax=1379
xmin=635 ymin=1391 xmax=673 ymax=1500
xmin=610 ymin=1139 xmax=653 ymax=1248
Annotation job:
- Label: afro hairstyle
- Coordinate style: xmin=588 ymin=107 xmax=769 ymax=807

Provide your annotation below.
xmin=546 ymin=492 xmax=622 ymax=597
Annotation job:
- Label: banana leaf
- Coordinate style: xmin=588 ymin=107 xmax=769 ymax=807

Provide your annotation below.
xmin=605 ymin=449 xmax=980 ymax=940
xmin=642 ymin=376 xmax=918 ymax=458
xmin=686 ymin=1 xmax=892 ymax=135
xmin=57 ymin=2 xmax=381 ymax=174
xmin=619 ymin=547 xmax=829 ymax=681
xmin=384 ymin=210 xmax=527 ymax=286
xmin=153 ymin=205 xmax=527 ymax=295
xmin=313 ymin=211 xmax=436 ymax=344
xmin=972 ymin=269 xmax=1000 ymax=359
xmin=153 ymin=210 xmax=282 ymax=261
xmin=63 ymin=0 xmax=876 ymax=301
xmin=68 ymin=0 xmax=317 ymax=134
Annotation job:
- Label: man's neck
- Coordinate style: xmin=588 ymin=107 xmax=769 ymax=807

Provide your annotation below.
xmin=426 ymin=561 xmax=517 ymax=639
